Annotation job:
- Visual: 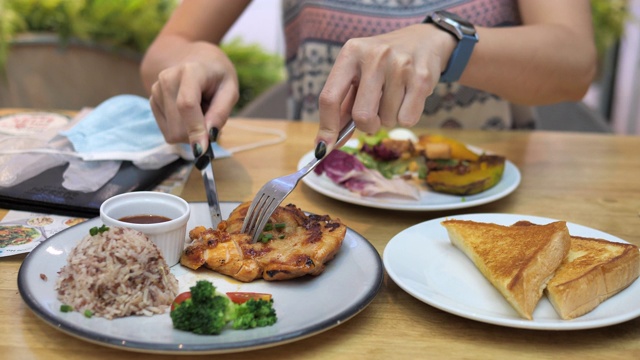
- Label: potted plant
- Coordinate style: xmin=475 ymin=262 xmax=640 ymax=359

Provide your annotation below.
xmin=0 ymin=0 xmax=177 ymax=109
xmin=0 ymin=0 xmax=284 ymax=112
xmin=0 ymin=0 xmax=177 ymax=67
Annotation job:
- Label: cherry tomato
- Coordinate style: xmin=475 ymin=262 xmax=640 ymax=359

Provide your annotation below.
xmin=226 ymin=292 xmax=272 ymax=304
xmin=171 ymin=291 xmax=191 ymax=311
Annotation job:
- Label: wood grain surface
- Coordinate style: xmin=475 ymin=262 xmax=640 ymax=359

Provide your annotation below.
xmin=1 ymin=114 xmax=639 ymax=360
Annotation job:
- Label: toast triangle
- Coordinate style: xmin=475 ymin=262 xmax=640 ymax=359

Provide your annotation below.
xmin=545 ymin=235 xmax=640 ymax=319
xmin=441 ymin=219 xmax=571 ymax=320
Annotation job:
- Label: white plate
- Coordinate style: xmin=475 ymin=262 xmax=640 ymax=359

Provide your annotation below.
xmin=298 ymin=146 xmax=521 ymax=211
xmin=383 ymin=213 xmax=640 ymax=330
xmin=18 ymin=202 xmax=383 ymax=354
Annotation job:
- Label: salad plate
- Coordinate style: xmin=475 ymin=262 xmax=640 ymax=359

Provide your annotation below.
xmin=18 ymin=202 xmax=383 ymax=354
xmin=298 ymin=144 xmax=521 ymax=211
xmin=383 ymin=213 xmax=640 ymax=330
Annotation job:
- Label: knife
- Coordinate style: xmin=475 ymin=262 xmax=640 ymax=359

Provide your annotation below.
xmin=194 ymin=142 xmax=222 ymax=228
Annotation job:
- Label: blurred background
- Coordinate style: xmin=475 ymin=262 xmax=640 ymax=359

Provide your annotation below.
xmin=0 ymin=0 xmax=638 ymax=134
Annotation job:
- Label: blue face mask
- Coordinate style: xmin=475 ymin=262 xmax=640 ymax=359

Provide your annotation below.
xmin=60 ymin=94 xmax=199 ymax=169
xmin=0 ymin=95 xmax=233 ymax=192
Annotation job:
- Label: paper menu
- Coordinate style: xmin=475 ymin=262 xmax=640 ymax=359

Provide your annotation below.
xmin=0 ymin=211 xmax=87 ymax=257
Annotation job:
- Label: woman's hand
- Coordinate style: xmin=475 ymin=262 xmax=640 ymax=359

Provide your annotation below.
xmin=315 ymin=23 xmax=456 ymax=152
xmin=148 ymin=41 xmax=239 ymax=157
xmin=141 ymin=0 xmax=250 ymax=158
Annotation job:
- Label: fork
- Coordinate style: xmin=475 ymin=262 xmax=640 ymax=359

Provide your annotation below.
xmin=242 ymin=120 xmax=356 ymax=243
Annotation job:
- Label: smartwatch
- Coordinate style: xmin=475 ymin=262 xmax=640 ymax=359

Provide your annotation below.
xmin=424 ymin=10 xmax=478 ymax=83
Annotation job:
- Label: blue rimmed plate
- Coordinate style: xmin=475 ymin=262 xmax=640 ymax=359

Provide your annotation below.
xmin=18 ymin=202 xmax=383 ymax=354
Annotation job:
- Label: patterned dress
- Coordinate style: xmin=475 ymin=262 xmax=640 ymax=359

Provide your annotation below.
xmin=282 ymin=0 xmax=535 ymax=129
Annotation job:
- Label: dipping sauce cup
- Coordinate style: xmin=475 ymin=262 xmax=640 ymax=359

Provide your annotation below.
xmin=99 ymin=191 xmax=190 ymax=266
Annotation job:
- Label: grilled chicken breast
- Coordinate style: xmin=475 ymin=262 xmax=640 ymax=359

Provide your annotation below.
xmin=181 ymin=202 xmax=347 ymax=282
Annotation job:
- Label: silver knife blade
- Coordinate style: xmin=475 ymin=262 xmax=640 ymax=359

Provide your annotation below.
xmin=194 ymin=144 xmax=222 ymax=228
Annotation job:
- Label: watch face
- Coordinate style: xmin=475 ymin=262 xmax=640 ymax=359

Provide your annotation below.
xmin=434 ymin=10 xmax=476 ymax=36
xmin=437 ymin=10 xmax=473 ymax=27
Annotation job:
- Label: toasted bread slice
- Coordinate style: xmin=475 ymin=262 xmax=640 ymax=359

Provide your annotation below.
xmin=545 ymin=235 xmax=640 ymax=319
xmin=441 ymin=219 xmax=571 ymax=320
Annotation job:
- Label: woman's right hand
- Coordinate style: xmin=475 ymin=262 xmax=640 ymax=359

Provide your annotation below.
xmin=148 ymin=41 xmax=239 ymax=158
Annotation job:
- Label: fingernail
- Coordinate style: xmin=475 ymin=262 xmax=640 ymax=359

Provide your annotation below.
xmin=315 ymin=141 xmax=327 ymax=159
xmin=209 ymin=127 xmax=219 ymax=142
xmin=192 ymin=143 xmax=203 ymax=158
xmin=194 ymin=153 xmax=209 ymax=171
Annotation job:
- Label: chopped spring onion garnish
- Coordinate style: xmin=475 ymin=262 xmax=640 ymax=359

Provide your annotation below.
xmin=260 ymin=233 xmax=273 ymax=243
xmin=263 ymin=223 xmax=286 ymax=231
xmin=89 ymin=225 xmax=109 ymax=236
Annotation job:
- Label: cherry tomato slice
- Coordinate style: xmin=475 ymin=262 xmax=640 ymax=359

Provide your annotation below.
xmin=226 ymin=292 xmax=272 ymax=304
xmin=171 ymin=291 xmax=191 ymax=311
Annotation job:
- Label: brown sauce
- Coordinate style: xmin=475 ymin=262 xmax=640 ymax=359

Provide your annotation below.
xmin=119 ymin=214 xmax=171 ymax=224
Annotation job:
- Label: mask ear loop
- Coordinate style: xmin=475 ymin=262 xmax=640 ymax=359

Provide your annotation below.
xmin=0 ymin=120 xmax=288 ymax=157
xmin=223 ymin=122 xmax=287 ymax=154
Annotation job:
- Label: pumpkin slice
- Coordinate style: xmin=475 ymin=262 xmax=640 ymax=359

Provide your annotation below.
xmin=426 ymin=155 xmax=505 ymax=195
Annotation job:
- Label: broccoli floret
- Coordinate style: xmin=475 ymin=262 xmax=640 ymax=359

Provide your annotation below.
xmin=230 ymin=298 xmax=278 ymax=330
xmin=170 ymin=280 xmax=230 ymax=335
xmin=190 ymin=278 xmax=217 ymax=303
xmin=170 ymin=280 xmax=277 ymax=335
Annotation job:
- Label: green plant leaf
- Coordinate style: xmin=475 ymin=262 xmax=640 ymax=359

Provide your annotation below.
xmin=221 ymin=37 xmax=286 ymax=112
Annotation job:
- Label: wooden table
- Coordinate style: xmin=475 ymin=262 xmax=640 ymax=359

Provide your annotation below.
xmin=2 ymin=116 xmax=640 ymax=360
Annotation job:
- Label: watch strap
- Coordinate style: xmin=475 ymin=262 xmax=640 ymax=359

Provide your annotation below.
xmin=424 ymin=12 xmax=478 ymax=83
xmin=439 ymin=31 xmax=477 ymax=82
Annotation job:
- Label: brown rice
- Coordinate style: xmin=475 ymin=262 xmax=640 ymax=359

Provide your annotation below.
xmin=55 ymin=226 xmax=179 ymax=319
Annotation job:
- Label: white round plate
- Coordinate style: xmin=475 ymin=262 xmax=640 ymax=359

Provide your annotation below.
xmin=298 ymin=146 xmax=521 ymax=211
xmin=18 ymin=202 xmax=383 ymax=354
xmin=383 ymin=213 xmax=640 ymax=330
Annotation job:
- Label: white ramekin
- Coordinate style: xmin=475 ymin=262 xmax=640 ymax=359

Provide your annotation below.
xmin=99 ymin=191 xmax=190 ymax=266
